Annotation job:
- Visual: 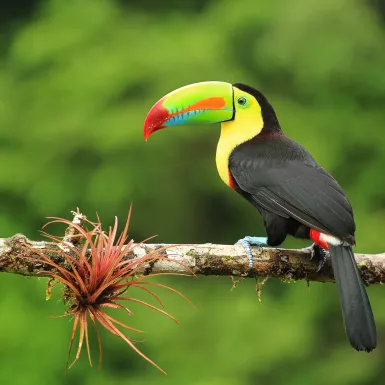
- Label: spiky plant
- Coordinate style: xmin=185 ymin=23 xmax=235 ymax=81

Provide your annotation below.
xmin=29 ymin=208 xmax=192 ymax=373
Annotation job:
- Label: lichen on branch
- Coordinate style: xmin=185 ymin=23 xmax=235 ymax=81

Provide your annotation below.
xmin=0 ymin=234 xmax=384 ymax=285
xmin=0 ymin=209 xmax=384 ymax=372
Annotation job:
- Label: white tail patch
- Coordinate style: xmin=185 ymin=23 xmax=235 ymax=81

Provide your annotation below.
xmin=320 ymin=233 xmax=343 ymax=246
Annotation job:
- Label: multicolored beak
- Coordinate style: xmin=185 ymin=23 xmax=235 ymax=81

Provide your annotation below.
xmin=144 ymin=81 xmax=234 ymax=140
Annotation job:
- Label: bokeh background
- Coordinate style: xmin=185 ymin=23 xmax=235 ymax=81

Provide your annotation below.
xmin=1 ymin=0 xmax=385 ymax=384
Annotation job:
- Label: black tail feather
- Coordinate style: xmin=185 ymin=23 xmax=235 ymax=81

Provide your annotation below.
xmin=329 ymin=244 xmax=377 ymax=352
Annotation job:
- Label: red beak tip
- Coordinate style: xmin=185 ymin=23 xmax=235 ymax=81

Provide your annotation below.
xmin=143 ymin=123 xmax=156 ymax=141
xmin=143 ymin=98 xmax=169 ymax=141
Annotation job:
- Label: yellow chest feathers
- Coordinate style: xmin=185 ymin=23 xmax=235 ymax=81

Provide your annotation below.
xmin=215 ymin=90 xmax=264 ymax=186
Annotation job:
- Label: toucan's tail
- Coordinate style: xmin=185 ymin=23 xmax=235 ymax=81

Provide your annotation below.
xmin=329 ymin=244 xmax=377 ymax=352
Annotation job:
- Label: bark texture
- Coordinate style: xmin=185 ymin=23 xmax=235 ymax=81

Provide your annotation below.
xmin=0 ymin=234 xmax=384 ymax=285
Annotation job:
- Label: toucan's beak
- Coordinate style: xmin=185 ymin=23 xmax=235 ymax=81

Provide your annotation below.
xmin=143 ymin=81 xmax=234 ymax=140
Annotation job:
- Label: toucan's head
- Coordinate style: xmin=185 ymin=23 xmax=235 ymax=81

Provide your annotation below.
xmin=143 ymin=81 xmax=280 ymax=140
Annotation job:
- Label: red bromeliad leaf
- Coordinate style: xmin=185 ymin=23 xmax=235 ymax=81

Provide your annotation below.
xmin=27 ymin=208 xmax=194 ymax=373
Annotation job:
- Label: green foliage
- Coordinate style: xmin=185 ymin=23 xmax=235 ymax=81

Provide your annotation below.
xmin=0 ymin=0 xmax=385 ymax=383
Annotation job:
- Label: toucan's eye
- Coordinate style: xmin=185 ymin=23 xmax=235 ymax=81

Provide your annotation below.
xmin=237 ymin=96 xmax=248 ymax=107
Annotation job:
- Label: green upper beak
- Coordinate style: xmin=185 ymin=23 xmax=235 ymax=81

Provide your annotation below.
xmin=143 ymin=81 xmax=234 ymax=140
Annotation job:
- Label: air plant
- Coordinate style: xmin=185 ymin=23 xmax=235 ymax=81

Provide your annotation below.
xmin=30 ymin=207 xmax=192 ymax=373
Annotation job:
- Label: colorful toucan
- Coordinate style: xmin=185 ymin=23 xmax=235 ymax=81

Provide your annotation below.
xmin=143 ymin=81 xmax=377 ymax=352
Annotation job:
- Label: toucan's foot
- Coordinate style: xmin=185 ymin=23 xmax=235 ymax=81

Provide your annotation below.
xmin=236 ymin=236 xmax=268 ymax=268
xmin=307 ymin=243 xmax=328 ymax=272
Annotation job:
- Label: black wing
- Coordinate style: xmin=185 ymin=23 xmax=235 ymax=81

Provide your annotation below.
xmin=229 ymin=135 xmax=355 ymax=240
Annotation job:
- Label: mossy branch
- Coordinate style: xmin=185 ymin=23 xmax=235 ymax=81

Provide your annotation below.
xmin=0 ymin=233 xmax=384 ymax=285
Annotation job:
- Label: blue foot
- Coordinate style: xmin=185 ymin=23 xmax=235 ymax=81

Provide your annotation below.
xmin=306 ymin=243 xmax=328 ymax=272
xmin=236 ymin=236 xmax=268 ymax=268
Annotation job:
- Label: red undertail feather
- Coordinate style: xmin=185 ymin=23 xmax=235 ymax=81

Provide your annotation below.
xmin=310 ymin=229 xmax=329 ymax=250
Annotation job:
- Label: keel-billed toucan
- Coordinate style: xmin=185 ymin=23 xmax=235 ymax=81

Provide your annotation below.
xmin=143 ymin=81 xmax=377 ymax=352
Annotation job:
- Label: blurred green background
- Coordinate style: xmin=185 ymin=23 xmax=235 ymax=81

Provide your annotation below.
xmin=1 ymin=0 xmax=385 ymax=384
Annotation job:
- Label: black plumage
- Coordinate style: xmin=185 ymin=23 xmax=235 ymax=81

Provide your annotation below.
xmin=229 ymin=134 xmax=355 ymax=244
xmin=330 ymin=244 xmax=377 ymax=351
xmin=228 ymin=83 xmax=377 ymax=351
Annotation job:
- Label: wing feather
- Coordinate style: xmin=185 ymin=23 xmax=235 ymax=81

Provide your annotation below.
xmin=229 ymin=137 xmax=355 ymax=239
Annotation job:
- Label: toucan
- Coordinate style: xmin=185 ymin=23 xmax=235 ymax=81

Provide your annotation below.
xmin=143 ymin=81 xmax=377 ymax=352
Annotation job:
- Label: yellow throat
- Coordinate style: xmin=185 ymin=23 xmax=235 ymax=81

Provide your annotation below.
xmin=215 ymin=87 xmax=264 ymax=186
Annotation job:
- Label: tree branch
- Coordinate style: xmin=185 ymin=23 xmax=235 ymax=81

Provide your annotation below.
xmin=0 ymin=233 xmax=384 ymax=285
